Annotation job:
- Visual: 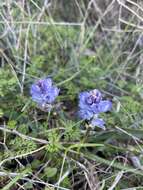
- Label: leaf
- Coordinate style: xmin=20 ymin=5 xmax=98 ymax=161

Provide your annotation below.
xmin=7 ymin=120 xmax=17 ymax=129
xmin=44 ymin=167 xmax=57 ymax=178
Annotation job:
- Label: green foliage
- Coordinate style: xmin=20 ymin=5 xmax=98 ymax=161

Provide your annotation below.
xmin=27 ymin=55 xmax=46 ymax=76
xmin=0 ymin=67 xmax=17 ymax=97
xmin=115 ymin=96 xmax=143 ymax=128
xmin=31 ymin=159 xmax=41 ymax=170
xmin=61 ymin=177 xmax=71 ymax=188
xmin=27 ymin=26 xmax=79 ymax=79
xmin=0 ymin=108 xmax=4 ymax=117
xmin=46 ymin=130 xmax=62 ymax=153
xmin=9 ymin=137 xmax=37 ymax=155
xmin=23 ymin=182 xmax=33 ymax=189
xmin=17 ymin=124 xmax=29 ymax=134
xmin=44 ymin=167 xmax=57 ymax=178
xmin=62 ymin=120 xmax=81 ymax=141
xmin=120 ymin=96 xmax=142 ymax=114
xmin=7 ymin=120 xmax=17 ymax=129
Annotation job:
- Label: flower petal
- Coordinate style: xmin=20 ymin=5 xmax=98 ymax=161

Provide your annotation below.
xmin=45 ymin=86 xmax=60 ymax=103
xmin=79 ymin=92 xmax=89 ymax=103
xmin=90 ymin=89 xmax=102 ymax=103
xmin=79 ymin=92 xmax=93 ymax=111
xmin=30 ymin=84 xmax=41 ymax=95
xmin=98 ymin=100 xmax=112 ymax=112
xmin=78 ymin=109 xmax=93 ymax=120
xmin=43 ymin=78 xmax=52 ymax=89
xmin=90 ymin=118 xmax=105 ymax=129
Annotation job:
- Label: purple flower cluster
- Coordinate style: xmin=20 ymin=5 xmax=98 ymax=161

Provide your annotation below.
xmin=30 ymin=79 xmax=112 ymax=129
xmin=78 ymin=89 xmax=112 ymax=129
xmin=30 ymin=78 xmax=60 ymax=109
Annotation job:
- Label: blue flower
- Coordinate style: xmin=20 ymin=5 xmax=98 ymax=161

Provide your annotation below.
xmin=78 ymin=89 xmax=112 ymax=129
xmin=30 ymin=78 xmax=60 ymax=106
xmin=78 ymin=109 xmax=94 ymax=120
xmin=91 ymin=118 xmax=105 ymax=130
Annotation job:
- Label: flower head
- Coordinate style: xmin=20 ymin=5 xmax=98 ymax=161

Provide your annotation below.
xmin=30 ymin=78 xmax=60 ymax=107
xmin=78 ymin=89 xmax=112 ymax=129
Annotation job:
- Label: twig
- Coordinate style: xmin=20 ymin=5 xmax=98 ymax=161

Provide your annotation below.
xmin=21 ymin=177 xmax=70 ymax=190
xmin=0 ymin=21 xmax=83 ymax=26
xmin=0 ymin=126 xmax=49 ymax=144
xmin=117 ymin=0 xmax=143 ymax=22
xmin=0 ymin=145 xmax=47 ymax=167
xmin=108 ymin=171 xmax=124 ymax=190
xmin=119 ymin=18 xmax=143 ymax=29
xmin=21 ymin=24 xmax=30 ymax=94
xmin=0 ymin=171 xmax=28 ymax=177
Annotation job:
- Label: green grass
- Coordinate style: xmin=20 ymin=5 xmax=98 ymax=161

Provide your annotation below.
xmin=1 ymin=0 xmax=143 ymax=189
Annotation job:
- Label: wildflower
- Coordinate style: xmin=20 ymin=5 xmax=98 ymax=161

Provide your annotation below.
xmin=78 ymin=89 xmax=112 ymax=129
xmin=30 ymin=78 xmax=60 ymax=110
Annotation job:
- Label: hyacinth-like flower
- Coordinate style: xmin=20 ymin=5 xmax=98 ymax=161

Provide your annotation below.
xmin=79 ymin=89 xmax=112 ymax=129
xmin=30 ymin=78 xmax=60 ymax=110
